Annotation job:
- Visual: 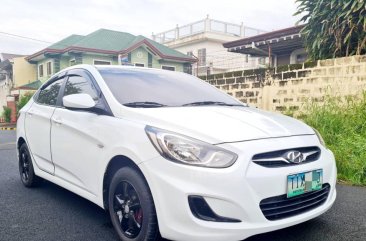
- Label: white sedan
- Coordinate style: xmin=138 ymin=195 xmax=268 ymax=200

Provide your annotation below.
xmin=17 ymin=65 xmax=337 ymax=241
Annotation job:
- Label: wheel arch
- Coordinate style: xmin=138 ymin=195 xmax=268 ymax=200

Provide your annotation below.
xmin=102 ymin=155 xmax=148 ymax=210
xmin=17 ymin=136 xmax=26 ymax=151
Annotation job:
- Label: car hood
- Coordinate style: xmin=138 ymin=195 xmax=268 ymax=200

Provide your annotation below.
xmin=123 ymin=106 xmax=315 ymax=144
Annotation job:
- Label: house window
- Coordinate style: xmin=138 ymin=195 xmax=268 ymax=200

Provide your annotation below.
xmin=135 ymin=63 xmax=145 ymax=67
xmin=207 ymin=66 xmax=211 ymax=76
xmin=183 ymin=63 xmax=192 ymax=75
xmin=197 ymin=48 xmax=206 ymax=66
xmin=162 ymin=65 xmax=175 ymax=71
xmin=70 ymin=59 xmax=76 ymax=66
xmin=258 ymin=57 xmax=266 ymax=65
xmin=187 ymin=51 xmax=193 ymax=57
xmin=148 ymin=53 xmax=153 ymax=68
xmin=93 ymin=60 xmax=111 ymax=65
xmin=296 ymin=54 xmax=307 ymax=64
xmin=46 ymin=62 xmax=52 ymax=76
xmin=38 ymin=64 xmax=44 ymax=78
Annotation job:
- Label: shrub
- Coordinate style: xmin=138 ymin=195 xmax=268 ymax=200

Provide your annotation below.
xmin=289 ymin=63 xmax=303 ymax=71
xmin=17 ymin=92 xmax=33 ymax=114
xmin=304 ymin=61 xmax=317 ymax=69
xmin=276 ymin=65 xmax=289 ymax=73
xmin=2 ymin=107 xmax=11 ymax=123
xmin=301 ymin=93 xmax=366 ymax=185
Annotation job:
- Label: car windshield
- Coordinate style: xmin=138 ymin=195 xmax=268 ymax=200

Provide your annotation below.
xmin=97 ymin=67 xmax=245 ymax=108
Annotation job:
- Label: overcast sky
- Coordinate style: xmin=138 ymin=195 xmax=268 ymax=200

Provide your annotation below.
xmin=0 ymin=0 xmax=300 ymax=55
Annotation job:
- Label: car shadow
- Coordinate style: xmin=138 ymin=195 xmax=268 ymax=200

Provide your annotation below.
xmin=25 ymin=180 xmax=332 ymax=241
xmin=31 ymin=179 xmax=119 ymax=239
xmin=245 ymin=217 xmax=331 ymax=241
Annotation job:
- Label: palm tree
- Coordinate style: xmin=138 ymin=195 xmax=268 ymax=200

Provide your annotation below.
xmin=295 ymin=0 xmax=366 ymax=60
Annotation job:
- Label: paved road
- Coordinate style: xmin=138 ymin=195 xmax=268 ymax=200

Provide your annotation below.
xmin=0 ymin=130 xmax=365 ymax=241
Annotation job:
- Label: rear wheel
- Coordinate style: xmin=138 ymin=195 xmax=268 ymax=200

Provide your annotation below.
xmin=108 ymin=167 xmax=158 ymax=241
xmin=19 ymin=143 xmax=42 ymax=187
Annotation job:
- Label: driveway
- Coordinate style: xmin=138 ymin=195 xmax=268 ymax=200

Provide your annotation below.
xmin=0 ymin=131 xmax=365 ymax=241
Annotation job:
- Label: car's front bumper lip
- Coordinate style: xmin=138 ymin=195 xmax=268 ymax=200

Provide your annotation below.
xmin=139 ymin=135 xmax=337 ymax=241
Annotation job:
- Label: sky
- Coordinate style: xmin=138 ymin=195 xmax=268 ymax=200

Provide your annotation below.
xmin=0 ymin=0 xmax=301 ymax=55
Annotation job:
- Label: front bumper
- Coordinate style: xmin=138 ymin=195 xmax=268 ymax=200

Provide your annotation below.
xmin=139 ymin=135 xmax=337 ymax=241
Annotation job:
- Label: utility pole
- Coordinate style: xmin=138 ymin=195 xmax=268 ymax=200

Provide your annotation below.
xmin=267 ymin=41 xmax=272 ymax=68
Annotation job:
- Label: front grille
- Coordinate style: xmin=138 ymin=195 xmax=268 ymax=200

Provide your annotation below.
xmin=259 ymin=183 xmax=330 ymax=221
xmin=252 ymin=146 xmax=321 ymax=168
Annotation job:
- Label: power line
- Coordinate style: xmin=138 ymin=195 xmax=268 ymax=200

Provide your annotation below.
xmin=0 ymin=31 xmax=52 ymax=44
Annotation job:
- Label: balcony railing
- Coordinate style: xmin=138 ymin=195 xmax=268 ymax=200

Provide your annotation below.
xmin=152 ymin=16 xmax=266 ymax=44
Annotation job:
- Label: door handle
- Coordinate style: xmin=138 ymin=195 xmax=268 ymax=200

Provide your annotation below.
xmin=28 ymin=109 xmax=38 ymax=116
xmin=52 ymin=117 xmax=63 ymax=125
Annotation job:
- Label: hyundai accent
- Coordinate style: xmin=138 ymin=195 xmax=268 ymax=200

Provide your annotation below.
xmin=17 ymin=65 xmax=337 ymax=241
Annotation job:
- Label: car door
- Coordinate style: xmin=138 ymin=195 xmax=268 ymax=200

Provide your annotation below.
xmin=50 ymin=69 xmax=111 ymax=196
xmin=25 ymin=77 xmax=65 ymax=174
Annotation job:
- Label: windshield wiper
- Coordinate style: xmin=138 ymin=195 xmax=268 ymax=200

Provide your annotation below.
xmin=182 ymin=101 xmax=245 ymax=107
xmin=123 ymin=101 xmax=167 ymax=108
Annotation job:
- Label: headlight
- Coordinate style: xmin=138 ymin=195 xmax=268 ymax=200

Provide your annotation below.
xmin=145 ymin=126 xmax=237 ymax=168
xmin=313 ymin=128 xmax=326 ymax=146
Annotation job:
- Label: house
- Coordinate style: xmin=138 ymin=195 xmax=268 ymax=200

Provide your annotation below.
xmin=223 ymin=25 xmax=306 ymax=68
xmin=152 ymin=15 xmax=267 ymax=76
xmin=0 ymin=53 xmax=37 ymax=113
xmin=0 ymin=53 xmax=24 ymax=62
xmin=0 ymin=54 xmax=25 ymax=105
xmin=26 ymin=29 xmax=196 ymax=82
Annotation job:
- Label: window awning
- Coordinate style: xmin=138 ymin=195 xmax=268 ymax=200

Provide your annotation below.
xmin=15 ymin=80 xmax=42 ymax=90
xmin=224 ymin=25 xmax=305 ymax=57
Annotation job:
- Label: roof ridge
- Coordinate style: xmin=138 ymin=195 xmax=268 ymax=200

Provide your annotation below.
xmin=47 ymin=34 xmax=85 ymax=49
xmin=28 ymin=28 xmax=195 ymax=62
xmin=69 ymin=34 xmax=84 ymax=37
xmin=88 ymin=28 xmax=136 ymax=36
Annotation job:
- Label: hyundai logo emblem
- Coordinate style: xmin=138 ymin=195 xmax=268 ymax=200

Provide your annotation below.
xmin=285 ymin=151 xmax=305 ymax=164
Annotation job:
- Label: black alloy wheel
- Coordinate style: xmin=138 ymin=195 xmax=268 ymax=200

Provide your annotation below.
xmin=114 ymin=181 xmax=143 ymax=238
xmin=19 ymin=143 xmax=41 ymax=187
xmin=19 ymin=148 xmax=30 ymax=183
xmin=108 ymin=167 xmax=158 ymax=241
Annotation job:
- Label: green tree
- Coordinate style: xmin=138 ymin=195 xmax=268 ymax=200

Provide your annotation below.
xmin=17 ymin=92 xmax=33 ymax=114
xmin=2 ymin=107 xmax=11 ymax=123
xmin=295 ymin=0 xmax=366 ymax=60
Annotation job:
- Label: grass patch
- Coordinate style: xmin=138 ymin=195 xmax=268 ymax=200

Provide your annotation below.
xmin=300 ymin=93 xmax=366 ymax=185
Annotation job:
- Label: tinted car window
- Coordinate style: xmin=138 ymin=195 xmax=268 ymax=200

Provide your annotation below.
xmin=97 ymin=67 xmax=243 ymax=107
xmin=64 ymin=75 xmax=98 ymax=101
xmin=36 ymin=79 xmax=64 ymax=106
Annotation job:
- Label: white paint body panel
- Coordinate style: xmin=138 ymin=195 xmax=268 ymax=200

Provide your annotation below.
xmin=17 ymin=65 xmax=337 ymax=241
xmin=24 ymin=103 xmax=55 ymax=174
xmin=126 ymin=106 xmax=314 ymax=144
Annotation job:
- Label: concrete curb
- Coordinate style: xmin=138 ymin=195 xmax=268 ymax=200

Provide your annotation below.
xmin=0 ymin=127 xmax=16 ymax=131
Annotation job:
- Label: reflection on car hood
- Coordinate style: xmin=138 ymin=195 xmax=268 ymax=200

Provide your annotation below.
xmin=124 ymin=106 xmax=315 ymax=144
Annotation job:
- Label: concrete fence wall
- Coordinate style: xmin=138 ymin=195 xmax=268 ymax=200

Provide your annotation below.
xmin=199 ymin=55 xmax=366 ymax=115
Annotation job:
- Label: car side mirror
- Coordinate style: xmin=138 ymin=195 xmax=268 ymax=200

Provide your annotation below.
xmin=63 ymin=93 xmax=96 ymax=109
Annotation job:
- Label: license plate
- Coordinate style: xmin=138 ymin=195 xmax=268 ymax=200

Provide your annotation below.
xmin=287 ymin=169 xmax=323 ymax=198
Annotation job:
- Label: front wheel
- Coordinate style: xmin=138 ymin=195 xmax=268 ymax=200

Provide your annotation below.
xmin=108 ymin=167 xmax=158 ymax=241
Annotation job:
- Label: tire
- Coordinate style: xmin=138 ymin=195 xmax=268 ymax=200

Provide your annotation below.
xmin=108 ymin=167 xmax=158 ymax=241
xmin=18 ymin=143 xmax=42 ymax=187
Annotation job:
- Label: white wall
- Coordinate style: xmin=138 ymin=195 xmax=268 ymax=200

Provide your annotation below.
xmin=174 ymin=40 xmax=260 ymax=75
xmin=0 ymin=72 xmax=10 ymax=112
